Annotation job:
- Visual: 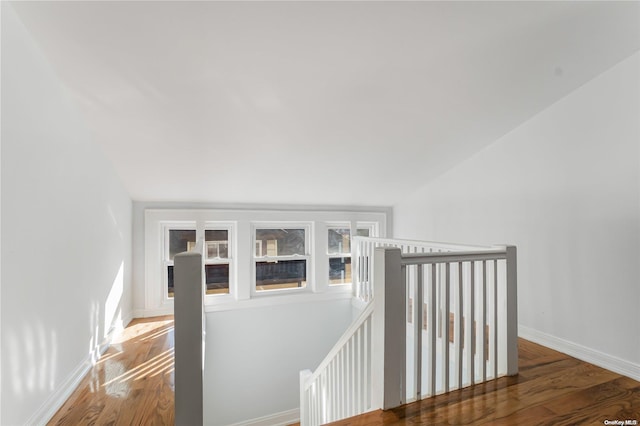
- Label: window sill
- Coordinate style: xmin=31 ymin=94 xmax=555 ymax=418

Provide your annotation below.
xmin=203 ymin=288 xmax=353 ymax=313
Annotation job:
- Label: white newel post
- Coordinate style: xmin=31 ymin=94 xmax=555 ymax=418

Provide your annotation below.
xmin=372 ymin=247 xmax=406 ymax=410
xmin=299 ymin=369 xmax=312 ymax=426
xmin=505 ymin=245 xmax=518 ymax=376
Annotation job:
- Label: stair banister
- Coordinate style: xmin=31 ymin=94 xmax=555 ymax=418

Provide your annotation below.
xmin=300 ymin=237 xmax=518 ymax=426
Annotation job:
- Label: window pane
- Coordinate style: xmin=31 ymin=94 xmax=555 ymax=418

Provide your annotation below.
xmin=328 ymin=228 xmax=351 ymax=254
xmin=255 ymin=229 xmax=305 ymax=256
xmin=256 ymin=259 xmax=306 ymax=291
xmin=167 ymin=265 xmax=174 ymax=298
xmin=356 ymin=228 xmax=370 ymax=237
xmin=329 ymin=257 xmax=352 ymax=285
xmin=205 ymin=264 xmax=229 ymax=295
xmin=205 ymin=229 xmax=229 ymax=259
xmin=168 ymin=264 xmax=230 ymax=297
xmin=169 ymin=229 xmax=196 ymax=260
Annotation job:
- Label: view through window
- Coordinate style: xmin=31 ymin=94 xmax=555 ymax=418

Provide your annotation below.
xmin=166 ymin=227 xmax=231 ymax=297
xmin=328 ymin=227 xmax=371 ymax=285
xmin=254 ymin=228 xmax=308 ymax=292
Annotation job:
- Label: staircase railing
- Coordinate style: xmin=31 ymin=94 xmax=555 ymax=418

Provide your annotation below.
xmin=299 ymin=303 xmax=374 ymax=425
xmin=352 ymin=237 xmax=488 ymax=304
xmin=300 ymin=237 xmax=517 ymax=425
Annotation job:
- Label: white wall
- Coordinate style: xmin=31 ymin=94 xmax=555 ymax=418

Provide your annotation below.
xmin=394 ymin=52 xmax=640 ymax=375
xmin=1 ymin=4 xmax=133 ymax=425
xmin=203 ymin=298 xmax=352 ymax=425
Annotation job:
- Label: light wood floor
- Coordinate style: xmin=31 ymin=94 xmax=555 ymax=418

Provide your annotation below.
xmin=324 ymin=339 xmax=640 ymax=426
xmin=49 ymin=316 xmax=639 ymax=425
xmin=48 ymin=316 xmax=175 ymax=425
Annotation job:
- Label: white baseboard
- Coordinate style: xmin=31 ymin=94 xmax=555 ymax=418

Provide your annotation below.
xmin=26 ymin=343 xmax=108 ymax=425
xmin=121 ymin=310 xmax=134 ymax=328
xmin=132 ymin=307 xmax=174 ymax=318
xmin=25 ymin=353 xmax=92 ymax=426
xmin=519 ymin=325 xmax=640 ymax=381
xmin=25 ymin=314 xmax=131 ymax=425
xmin=225 ymin=408 xmax=300 ymax=426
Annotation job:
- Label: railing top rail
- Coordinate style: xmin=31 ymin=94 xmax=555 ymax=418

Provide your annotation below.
xmin=399 ymin=248 xmax=507 ymax=265
xmin=352 ymin=236 xmax=496 ymax=251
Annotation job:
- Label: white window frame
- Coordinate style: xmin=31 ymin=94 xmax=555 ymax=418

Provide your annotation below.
xmin=144 ymin=209 xmax=386 ymax=314
xmin=325 ymin=221 xmax=380 ymax=288
xmin=251 ymin=222 xmax=313 ymax=296
xmin=162 ymin=222 xmax=197 ymax=301
xmin=327 ymin=223 xmax=352 ymax=287
xmin=159 ymin=221 xmax=236 ymax=303
xmin=355 ymin=221 xmax=379 ymax=238
xmin=203 ymin=222 xmax=235 ymax=300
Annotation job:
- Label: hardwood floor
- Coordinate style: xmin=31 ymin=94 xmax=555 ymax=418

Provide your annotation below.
xmin=49 ymin=317 xmax=639 ymax=426
xmin=48 ymin=316 xmax=175 ymax=426
xmin=326 ymin=339 xmax=640 ymax=426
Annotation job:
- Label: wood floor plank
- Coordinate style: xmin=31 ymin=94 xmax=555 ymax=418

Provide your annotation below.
xmin=50 ymin=319 xmax=639 ymax=426
xmin=48 ymin=316 xmax=175 ymax=426
xmin=328 ymin=339 xmax=640 ymax=426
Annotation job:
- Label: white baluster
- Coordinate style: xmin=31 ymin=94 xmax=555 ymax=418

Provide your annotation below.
xmin=456 ymin=262 xmax=463 ymax=390
xmin=481 ymin=260 xmax=487 ymax=383
xmin=443 ymin=262 xmax=450 ymax=393
xmin=469 ymin=261 xmax=476 ymax=385
xmin=429 ymin=264 xmax=436 ymax=396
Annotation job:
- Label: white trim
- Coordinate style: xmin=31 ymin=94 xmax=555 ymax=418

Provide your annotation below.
xmin=224 ymin=408 xmax=299 ymax=426
xmin=25 ymin=323 xmax=123 ymax=426
xmin=120 ymin=311 xmax=134 ymax=331
xmin=351 ymin=296 xmax=369 ymax=313
xmin=251 ymin=222 xmax=313 ymax=297
xmin=519 ymin=325 xmax=640 ymax=381
xmin=144 ymin=209 xmax=386 ymax=314
xmin=205 ymin=290 xmax=352 ymax=313
xmin=133 ymin=291 xmax=352 ymax=317
xmin=133 ymin=307 xmax=174 ymax=318
xmin=26 ymin=355 xmax=94 ymax=426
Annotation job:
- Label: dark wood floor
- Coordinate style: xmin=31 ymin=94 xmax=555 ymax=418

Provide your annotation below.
xmin=48 ymin=316 xmax=639 ymax=425
xmin=327 ymin=339 xmax=640 ymax=426
xmin=48 ymin=316 xmax=175 ymax=425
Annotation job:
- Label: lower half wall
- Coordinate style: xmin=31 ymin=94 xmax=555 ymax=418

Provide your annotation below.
xmin=203 ymin=298 xmax=352 ymax=426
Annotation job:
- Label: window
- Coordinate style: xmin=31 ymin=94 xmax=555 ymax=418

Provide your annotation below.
xmin=164 ymin=225 xmax=232 ymax=299
xmin=356 ymin=227 xmax=371 ymax=237
xmin=328 ymin=227 xmax=351 ymax=285
xmin=203 ymin=228 xmax=231 ymax=295
xmin=165 ymin=228 xmax=196 ymax=298
xmin=327 ymin=224 xmax=378 ymax=285
xmin=254 ymin=226 xmax=310 ymax=292
xmin=146 ymin=209 xmax=385 ymax=312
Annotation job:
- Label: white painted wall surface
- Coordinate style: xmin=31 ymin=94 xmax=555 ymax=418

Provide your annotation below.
xmin=1 ymin=4 xmax=133 ymax=424
xmin=394 ymin=52 xmax=640 ymax=372
xmin=203 ymin=298 xmax=352 ymax=426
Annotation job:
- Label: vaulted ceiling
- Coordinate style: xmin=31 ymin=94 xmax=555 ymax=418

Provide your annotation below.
xmin=9 ymin=1 xmax=640 ymax=206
